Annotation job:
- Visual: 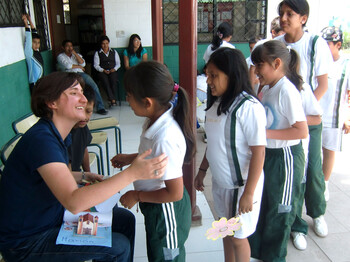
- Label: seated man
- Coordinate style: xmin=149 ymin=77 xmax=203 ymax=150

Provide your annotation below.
xmin=57 ymin=39 xmax=107 ymax=115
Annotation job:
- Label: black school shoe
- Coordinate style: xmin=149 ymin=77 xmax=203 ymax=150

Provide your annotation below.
xmin=96 ymin=109 xmax=108 ymax=115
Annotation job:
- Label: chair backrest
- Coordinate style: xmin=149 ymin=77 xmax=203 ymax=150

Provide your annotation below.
xmin=1 ymin=133 xmax=22 ymax=166
xmin=12 ymin=113 xmax=40 ymax=134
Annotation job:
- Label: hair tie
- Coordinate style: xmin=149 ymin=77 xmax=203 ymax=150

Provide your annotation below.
xmin=286 ymin=45 xmax=291 ymax=53
xmin=173 ymin=83 xmax=179 ymax=93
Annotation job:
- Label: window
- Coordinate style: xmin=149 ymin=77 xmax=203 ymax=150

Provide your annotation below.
xmin=0 ymin=0 xmax=28 ymax=27
xmin=63 ymin=0 xmax=71 ymax=24
xmin=163 ymin=0 xmax=267 ymax=44
xmin=33 ymin=0 xmax=51 ymax=51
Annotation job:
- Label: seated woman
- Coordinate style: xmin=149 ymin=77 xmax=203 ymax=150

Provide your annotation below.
xmin=123 ymin=34 xmax=147 ymax=70
xmin=94 ymin=35 xmax=121 ymax=106
xmin=0 ymin=72 xmax=168 ymax=262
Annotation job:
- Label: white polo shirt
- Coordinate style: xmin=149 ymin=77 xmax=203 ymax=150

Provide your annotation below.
xmin=134 ymin=105 xmax=186 ymax=191
xmin=205 ymin=92 xmax=266 ymax=189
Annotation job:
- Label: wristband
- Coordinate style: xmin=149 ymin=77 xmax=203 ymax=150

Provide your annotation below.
xmin=199 ymin=168 xmax=207 ymax=172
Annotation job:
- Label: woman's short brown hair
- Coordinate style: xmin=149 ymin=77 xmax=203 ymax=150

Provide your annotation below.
xmin=31 ymin=72 xmax=84 ymax=119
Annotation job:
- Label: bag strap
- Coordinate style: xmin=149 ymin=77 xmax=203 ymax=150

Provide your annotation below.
xmin=230 ymin=96 xmax=252 ymax=187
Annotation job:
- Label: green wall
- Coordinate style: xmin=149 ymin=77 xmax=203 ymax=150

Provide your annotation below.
xmin=0 ymin=50 xmax=54 ymax=148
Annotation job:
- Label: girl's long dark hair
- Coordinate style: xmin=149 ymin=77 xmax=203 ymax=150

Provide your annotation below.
xmin=211 ymin=22 xmax=232 ymax=51
xmin=206 ymin=47 xmax=256 ymax=115
xmin=251 ymin=40 xmax=303 ymax=91
xmin=124 ymin=61 xmax=195 ymax=162
xmin=127 ymin=34 xmax=143 ymax=58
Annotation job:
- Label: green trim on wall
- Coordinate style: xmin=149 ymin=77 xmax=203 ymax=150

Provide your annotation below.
xmin=0 ymin=50 xmax=54 ymax=148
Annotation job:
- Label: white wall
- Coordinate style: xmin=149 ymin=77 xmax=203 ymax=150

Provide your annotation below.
xmin=0 ymin=28 xmax=25 ymax=68
xmin=103 ymin=0 xmax=152 ymax=48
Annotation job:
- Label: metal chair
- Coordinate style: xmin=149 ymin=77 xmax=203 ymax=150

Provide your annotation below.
xmin=89 ymin=131 xmax=110 ymax=176
xmin=12 ymin=113 xmax=40 ymax=134
xmin=88 ymin=152 xmax=101 ymax=174
xmin=1 ymin=133 xmax=23 ymax=166
xmin=88 ymin=116 xmax=122 ymax=155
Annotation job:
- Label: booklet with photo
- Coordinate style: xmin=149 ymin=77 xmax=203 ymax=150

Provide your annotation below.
xmin=56 ymin=192 xmax=121 ymax=247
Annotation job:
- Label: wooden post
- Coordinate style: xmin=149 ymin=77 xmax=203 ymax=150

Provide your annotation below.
xmin=151 ymin=0 xmax=164 ymax=62
xmin=179 ymin=0 xmax=201 ymax=223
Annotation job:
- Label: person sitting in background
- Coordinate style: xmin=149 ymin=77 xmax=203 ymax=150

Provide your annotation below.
xmin=270 ymin=16 xmax=285 ymax=39
xmin=94 ymin=35 xmax=121 ymax=107
xmin=123 ymin=34 xmax=147 ymax=70
xmin=22 ymin=14 xmax=43 ymax=94
xmin=57 ymin=39 xmax=108 ymax=115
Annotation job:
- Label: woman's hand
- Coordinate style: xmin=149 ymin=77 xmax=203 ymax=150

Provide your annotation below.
xmin=111 ymin=153 xmax=135 ymax=168
xmin=120 ymin=190 xmax=139 ymax=209
xmin=194 ymin=170 xmax=206 ymax=191
xmin=128 ymin=149 xmax=168 ymax=181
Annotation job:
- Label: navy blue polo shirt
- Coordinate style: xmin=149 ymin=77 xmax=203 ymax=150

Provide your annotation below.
xmin=0 ymin=118 xmax=70 ymax=250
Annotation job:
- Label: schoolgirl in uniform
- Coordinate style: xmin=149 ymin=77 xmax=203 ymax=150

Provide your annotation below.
xmin=275 ymin=0 xmax=333 ymax=248
xmin=195 ymin=47 xmax=266 ymax=262
xmin=111 ymin=61 xmax=195 ymax=262
xmin=248 ymin=40 xmax=308 ymax=262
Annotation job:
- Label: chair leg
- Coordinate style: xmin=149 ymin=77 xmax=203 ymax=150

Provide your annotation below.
xmin=89 ymin=144 xmax=105 ymax=176
xmin=105 ymin=138 xmax=110 ymax=176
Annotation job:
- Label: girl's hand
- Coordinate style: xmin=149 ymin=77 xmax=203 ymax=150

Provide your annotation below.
xmin=194 ymin=170 xmax=206 ymax=191
xmin=84 ymin=172 xmax=104 ymax=183
xmin=128 ymin=149 xmax=168 ymax=181
xmin=111 ymin=154 xmax=132 ymax=168
xmin=343 ymin=121 xmax=350 ymax=134
xmin=120 ymin=190 xmax=139 ymax=209
xmin=238 ymin=192 xmax=254 ymax=215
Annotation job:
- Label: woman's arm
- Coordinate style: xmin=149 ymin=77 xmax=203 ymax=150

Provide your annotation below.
xmin=266 ymin=121 xmax=308 ymax=140
xmin=313 ymin=74 xmax=328 ymax=101
xmin=238 ymin=145 xmax=265 ymax=215
xmin=142 ymin=52 xmax=148 ymax=62
xmin=120 ymin=177 xmax=184 ymax=209
xmin=38 ymin=149 xmax=168 ymax=214
xmin=93 ymin=52 xmax=104 ymax=72
xmin=124 ymin=55 xmax=130 ymax=70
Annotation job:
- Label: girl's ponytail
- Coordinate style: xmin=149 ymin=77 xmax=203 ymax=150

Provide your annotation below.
xmin=286 ymin=48 xmax=303 ymax=91
xmin=211 ymin=22 xmax=232 ymax=51
xmin=173 ymin=86 xmax=196 ymax=162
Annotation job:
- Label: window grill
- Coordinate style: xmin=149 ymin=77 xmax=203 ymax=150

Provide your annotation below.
xmin=33 ymin=0 xmax=51 ymax=51
xmin=0 ymin=0 xmax=28 ymax=27
xmin=163 ymin=0 xmax=267 ymax=44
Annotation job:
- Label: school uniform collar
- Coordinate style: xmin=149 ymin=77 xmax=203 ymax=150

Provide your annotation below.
xmin=99 ymin=48 xmax=112 ymax=55
xmin=143 ymin=104 xmax=173 ymax=140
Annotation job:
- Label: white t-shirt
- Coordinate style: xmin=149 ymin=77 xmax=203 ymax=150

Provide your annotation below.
xmin=203 ymin=40 xmax=235 ymax=64
xmin=260 ymin=76 xmax=306 ymax=148
xmin=320 ymin=56 xmax=350 ymax=128
xmin=205 ymin=92 xmax=266 ymax=189
xmin=134 ymin=105 xmax=186 ymax=191
xmin=301 ymin=82 xmax=323 ymax=116
xmin=275 ymin=32 xmax=333 ymax=90
xmin=57 ymin=52 xmax=86 ymax=73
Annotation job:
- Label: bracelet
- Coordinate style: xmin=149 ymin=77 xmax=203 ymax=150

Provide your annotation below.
xmin=81 ymin=170 xmax=85 ymax=181
xmin=199 ymin=168 xmax=207 ymax=172
xmin=137 ymin=191 xmax=142 ymax=203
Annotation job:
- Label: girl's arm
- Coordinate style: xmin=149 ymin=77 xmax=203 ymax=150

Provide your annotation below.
xmin=82 ymin=148 xmax=91 ymax=172
xmin=194 ymin=149 xmax=209 ymax=192
xmin=313 ymin=74 xmax=328 ymax=101
xmin=38 ymin=149 xmax=168 ymax=214
xmin=238 ymin=145 xmax=265 ymax=215
xmin=124 ymin=55 xmax=130 ymax=70
xmin=306 ymin=115 xmax=322 ymax=126
xmin=266 ymin=121 xmax=308 ymax=140
xmin=120 ymin=177 xmax=184 ymax=209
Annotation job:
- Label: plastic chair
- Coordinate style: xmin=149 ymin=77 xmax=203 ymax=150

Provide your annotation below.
xmin=88 ymin=131 xmax=110 ymax=176
xmin=12 ymin=113 xmax=40 ymax=134
xmin=88 ymin=116 xmax=122 ymax=155
xmin=1 ymin=133 xmax=23 ymax=166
